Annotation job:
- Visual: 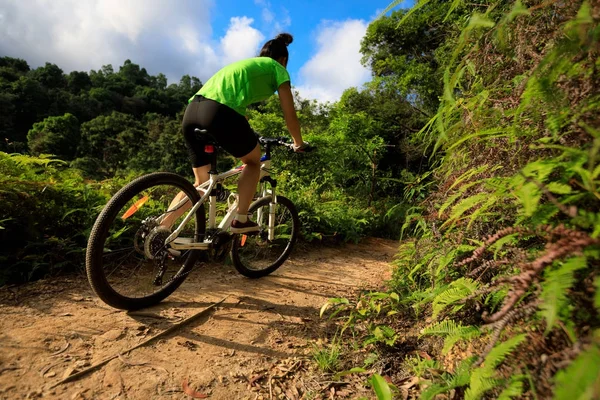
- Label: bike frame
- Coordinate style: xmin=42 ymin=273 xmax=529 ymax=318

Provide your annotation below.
xmin=166 ymin=155 xmax=276 ymax=251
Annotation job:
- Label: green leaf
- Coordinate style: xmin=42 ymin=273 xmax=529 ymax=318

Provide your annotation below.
xmin=467 ymin=13 xmax=496 ymax=30
xmin=485 ymin=334 xmax=526 ymax=370
xmin=553 ymin=342 xmax=600 ymax=400
xmin=442 ymin=193 xmax=488 ymax=229
xmin=444 ymin=0 xmax=463 ymax=21
xmin=497 ymin=376 xmax=525 ymax=400
xmin=320 ymin=297 xmax=350 ymax=318
xmin=540 ymin=256 xmax=587 ymax=332
xmin=546 ymin=182 xmax=573 ymax=195
xmin=333 ymin=367 xmax=367 ymax=381
xmin=466 ymin=335 xmax=526 ymax=400
xmin=505 ymin=0 xmax=530 ymax=22
xmin=421 ymin=320 xmax=481 ymax=354
xmin=514 ymin=182 xmax=541 ymax=217
xmin=370 ymin=374 xmax=393 ymax=400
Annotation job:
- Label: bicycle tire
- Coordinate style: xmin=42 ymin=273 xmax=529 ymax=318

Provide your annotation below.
xmin=86 ymin=172 xmax=205 ymax=310
xmin=230 ymin=195 xmax=299 ymax=278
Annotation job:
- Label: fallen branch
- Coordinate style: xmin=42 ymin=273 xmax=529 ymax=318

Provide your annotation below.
xmin=48 ymin=296 xmax=228 ymax=389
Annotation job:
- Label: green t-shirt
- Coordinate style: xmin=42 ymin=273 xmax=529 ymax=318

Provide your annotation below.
xmin=191 ymin=57 xmax=291 ymax=116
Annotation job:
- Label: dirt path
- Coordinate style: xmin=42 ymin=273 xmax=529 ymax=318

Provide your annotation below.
xmin=0 ymin=238 xmax=396 ymax=400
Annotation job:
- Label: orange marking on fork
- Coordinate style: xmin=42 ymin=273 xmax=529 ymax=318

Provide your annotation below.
xmin=241 ymin=235 xmax=247 ymax=246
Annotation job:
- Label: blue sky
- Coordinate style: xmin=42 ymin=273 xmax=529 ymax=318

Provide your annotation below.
xmin=0 ymin=0 xmax=414 ymax=102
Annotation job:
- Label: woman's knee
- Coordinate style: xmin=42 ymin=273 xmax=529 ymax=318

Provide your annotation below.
xmin=240 ymin=144 xmax=261 ymax=166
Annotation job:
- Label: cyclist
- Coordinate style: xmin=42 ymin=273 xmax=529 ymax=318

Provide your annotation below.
xmin=180 ymin=32 xmax=308 ymax=234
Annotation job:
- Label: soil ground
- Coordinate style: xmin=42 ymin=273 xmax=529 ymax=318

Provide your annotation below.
xmin=0 ymin=238 xmax=396 ymax=400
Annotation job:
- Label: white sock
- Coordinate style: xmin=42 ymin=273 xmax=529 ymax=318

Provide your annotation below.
xmin=235 ymin=213 xmax=248 ymax=223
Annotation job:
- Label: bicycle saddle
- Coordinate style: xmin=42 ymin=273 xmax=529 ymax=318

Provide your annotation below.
xmin=194 ymin=128 xmax=219 ymax=146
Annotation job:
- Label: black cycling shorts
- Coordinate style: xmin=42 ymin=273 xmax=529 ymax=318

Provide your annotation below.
xmin=182 ymin=95 xmax=258 ymax=167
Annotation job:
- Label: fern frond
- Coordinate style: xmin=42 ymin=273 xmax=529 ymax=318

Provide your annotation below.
xmin=387 ymin=0 xmax=430 ymax=25
xmin=444 ymin=0 xmax=463 ymax=21
xmin=420 ymin=383 xmax=447 ymax=400
xmin=553 ymin=342 xmax=600 ymax=400
xmin=497 ymin=376 xmax=525 ymax=400
xmin=446 ymin=128 xmax=510 ymax=152
xmin=465 ymin=370 xmax=501 ymax=400
xmin=466 ymin=335 xmax=526 ymax=400
xmin=441 ymin=193 xmax=488 ymax=229
xmin=439 ymin=191 xmax=466 ymax=218
xmin=540 ymin=256 xmax=587 ymax=333
xmin=432 ymin=278 xmax=480 ymax=318
xmin=513 ymin=181 xmax=541 ymax=217
xmin=421 ymin=319 xmax=481 ymax=354
xmin=433 ymin=249 xmax=458 ymax=281
xmin=449 ymin=164 xmax=493 ymax=191
xmin=467 ymin=195 xmax=498 ymax=229
xmin=482 ymin=334 xmax=526 ymax=371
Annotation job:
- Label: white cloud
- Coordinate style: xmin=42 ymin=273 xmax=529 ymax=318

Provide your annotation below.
xmin=0 ymin=0 xmax=267 ymax=84
xmin=254 ymin=1 xmax=291 ymax=35
xmin=262 ymin=8 xmax=275 ymax=24
xmin=220 ymin=17 xmax=265 ymax=65
xmin=273 ymin=8 xmax=292 ymax=33
xmin=295 ymin=19 xmax=371 ymax=103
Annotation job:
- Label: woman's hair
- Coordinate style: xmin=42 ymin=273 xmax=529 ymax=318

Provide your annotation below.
xmin=259 ymin=33 xmax=293 ymax=61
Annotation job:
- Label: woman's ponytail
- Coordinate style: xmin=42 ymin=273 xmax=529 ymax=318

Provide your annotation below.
xmin=259 ymin=33 xmax=293 ymax=60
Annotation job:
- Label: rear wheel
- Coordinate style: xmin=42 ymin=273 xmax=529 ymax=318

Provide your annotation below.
xmin=86 ymin=172 xmax=205 ymax=310
xmin=231 ymin=196 xmax=299 ymax=278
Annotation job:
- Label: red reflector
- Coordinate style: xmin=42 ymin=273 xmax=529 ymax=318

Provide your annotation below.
xmin=204 ymin=145 xmax=214 ymax=153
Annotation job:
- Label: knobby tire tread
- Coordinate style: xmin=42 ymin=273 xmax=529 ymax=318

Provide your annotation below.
xmin=230 ymin=195 xmax=299 ymax=278
xmin=86 ymin=172 xmax=204 ymax=310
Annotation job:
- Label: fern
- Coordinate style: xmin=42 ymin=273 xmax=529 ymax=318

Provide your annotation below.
xmin=441 ymin=193 xmax=489 ymax=229
xmin=467 ymin=194 xmax=499 ymax=229
xmin=553 ymin=341 xmax=600 ymax=400
xmin=421 ymin=319 xmax=481 ymax=354
xmin=449 ymin=165 xmax=496 ymax=191
xmin=513 ymin=181 xmax=542 ymax=217
xmin=465 ymin=334 xmax=526 ymax=400
xmin=433 ymin=249 xmax=458 ymax=282
xmin=497 ymin=375 xmax=525 ymax=400
xmin=432 ymin=278 xmax=479 ymax=318
xmin=490 ymin=233 xmax=519 ymax=258
xmin=540 ymin=256 xmax=588 ymax=333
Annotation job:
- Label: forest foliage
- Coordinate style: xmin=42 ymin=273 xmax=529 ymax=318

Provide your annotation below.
xmin=0 ymin=39 xmax=423 ymax=281
xmin=317 ymin=0 xmax=600 ymax=398
xmin=1 ymin=0 xmax=599 ymax=398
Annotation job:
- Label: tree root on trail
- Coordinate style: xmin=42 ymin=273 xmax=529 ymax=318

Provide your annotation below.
xmin=47 ymin=296 xmax=229 ymax=389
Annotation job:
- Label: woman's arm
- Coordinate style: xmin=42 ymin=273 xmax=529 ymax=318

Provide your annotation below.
xmin=278 ymin=82 xmax=303 ymax=147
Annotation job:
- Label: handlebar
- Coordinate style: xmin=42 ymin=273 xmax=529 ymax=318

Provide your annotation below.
xmin=258 ymin=136 xmax=315 ymax=153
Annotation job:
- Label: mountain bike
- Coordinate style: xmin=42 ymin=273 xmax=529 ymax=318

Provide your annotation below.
xmin=86 ymin=129 xmax=305 ymax=310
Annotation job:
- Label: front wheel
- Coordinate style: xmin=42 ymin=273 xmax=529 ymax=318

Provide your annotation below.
xmin=230 ymin=196 xmax=299 ymax=278
xmin=86 ymin=172 xmax=205 ymax=310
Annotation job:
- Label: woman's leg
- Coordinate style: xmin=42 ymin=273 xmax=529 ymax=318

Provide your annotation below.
xmin=236 ymin=144 xmax=262 ymax=215
xmin=160 ymin=165 xmax=210 ymax=229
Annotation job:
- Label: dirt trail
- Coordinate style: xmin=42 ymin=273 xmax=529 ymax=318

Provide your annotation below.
xmin=0 ymin=238 xmax=396 ymax=400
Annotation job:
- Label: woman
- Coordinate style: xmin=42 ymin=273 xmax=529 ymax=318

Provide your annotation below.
xmin=180 ymin=33 xmax=308 ymax=233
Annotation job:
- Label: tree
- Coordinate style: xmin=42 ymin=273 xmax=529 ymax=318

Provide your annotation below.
xmin=67 ymin=71 xmax=92 ymax=94
xmin=27 ymin=113 xmax=80 ymax=160
xmin=360 ymin=0 xmax=465 ymax=113
xmin=29 ymin=63 xmax=67 ymax=89
xmin=79 ymin=112 xmax=146 ymax=172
